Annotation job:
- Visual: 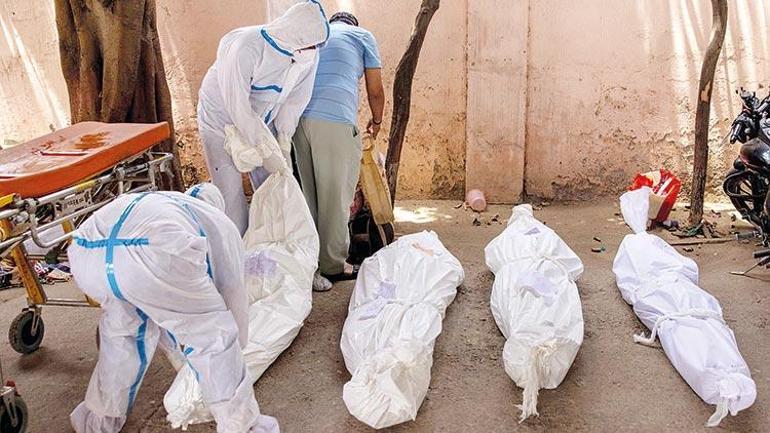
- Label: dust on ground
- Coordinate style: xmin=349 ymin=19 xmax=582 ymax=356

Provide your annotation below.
xmin=1 ymin=199 xmax=768 ymax=433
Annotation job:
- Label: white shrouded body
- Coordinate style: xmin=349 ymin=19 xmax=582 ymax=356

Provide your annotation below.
xmin=613 ymin=187 xmax=756 ymax=427
xmin=163 ymin=171 xmax=319 ymax=429
xmin=340 ymin=231 xmax=464 ymax=429
xmin=485 ymin=205 xmax=584 ymax=422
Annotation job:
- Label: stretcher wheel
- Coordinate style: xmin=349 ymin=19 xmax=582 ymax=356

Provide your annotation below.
xmin=0 ymin=394 xmax=28 ymax=433
xmin=8 ymin=311 xmax=44 ymax=354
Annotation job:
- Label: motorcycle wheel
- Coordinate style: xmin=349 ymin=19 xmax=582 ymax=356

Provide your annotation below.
xmin=724 ymin=168 xmax=770 ymax=242
xmin=724 ymin=169 xmax=765 ymax=215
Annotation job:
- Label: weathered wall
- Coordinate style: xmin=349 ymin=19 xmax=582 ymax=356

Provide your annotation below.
xmin=0 ymin=1 xmax=68 ymax=145
xmin=155 ymin=0 xmax=266 ymax=183
xmin=0 ymin=0 xmax=265 ymax=169
xmin=324 ymin=0 xmax=467 ymax=199
xmin=524 ymin=0 xmax=770 ymax=201
xmin=465 ymin=0 xmax=528 ymax=203
xmin=181 ymin=0 xmax=468 ymax=198
xmin=0 ymin=0 xmax=464 ymax=199
xmin=1 ymin=1 xmax=769 ymax=202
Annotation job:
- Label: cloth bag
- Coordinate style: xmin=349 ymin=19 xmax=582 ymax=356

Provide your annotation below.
xmin=629 ymin=169 xmax=681 ymax=222
xmin=613 ymin=187 xmax=755 ymax=427
xmin=340 ymin=231 xmax=464 ymax=429
xmin=359 ymin=134 xmax=394 ymax=225
xmin=485 ymin=205 xmax=584 ymax=422
xmin=163 ymin=132 xmax=319 ymax=429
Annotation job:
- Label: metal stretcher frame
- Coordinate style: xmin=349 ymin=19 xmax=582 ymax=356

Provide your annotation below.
xmin=1 ymin=354 xmax=28 ymax=432
xmin=0 ymin=122 xmax=173 ymax=354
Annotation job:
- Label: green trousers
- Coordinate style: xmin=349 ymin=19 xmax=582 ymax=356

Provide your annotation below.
xmin=293 ymin=117 xmax=362 ymax=275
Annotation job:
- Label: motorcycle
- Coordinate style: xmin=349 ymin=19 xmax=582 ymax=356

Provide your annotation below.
xmin=723 ymin=88 xmax=770 ymax=276
xmin=723 ymin=88 xmax=770 ymax=244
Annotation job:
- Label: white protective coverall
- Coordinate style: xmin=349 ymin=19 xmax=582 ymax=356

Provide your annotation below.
xmin=68 ymin=184 xmax=278 ymax=433
xmin=197 ymin=0 xmax=330 ymax=234
xmin=164 ymin=131 xmax=320 ymax=429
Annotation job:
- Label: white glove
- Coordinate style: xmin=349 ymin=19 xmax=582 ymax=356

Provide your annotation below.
xmin=263 ymin=152 xmax=289 ymax=175
xmin=223 ymin=125 xmax=283 ymax=173
xmin=277 ymin=133 xmax=293 ymax=165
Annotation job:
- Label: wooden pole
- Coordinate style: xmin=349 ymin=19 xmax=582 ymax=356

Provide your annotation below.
xmin=689 ymin=0 xmax=728 ymax=226
xmin=385 ymin=0 xmax=441 ymax=204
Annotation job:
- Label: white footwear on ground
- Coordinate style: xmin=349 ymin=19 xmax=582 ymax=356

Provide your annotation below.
xmin=312 ymin=272 xmax=333 ymax=292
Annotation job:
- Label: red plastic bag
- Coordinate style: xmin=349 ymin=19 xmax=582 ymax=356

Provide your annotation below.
xmin=629 ymin=169 xmax=681 ymax=222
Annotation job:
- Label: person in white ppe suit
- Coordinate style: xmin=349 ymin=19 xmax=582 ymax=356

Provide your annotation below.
xmin=68 ymin=183 xmax=278 ymax=433
xmin=198 ymin=0 xmax=330 ymax=235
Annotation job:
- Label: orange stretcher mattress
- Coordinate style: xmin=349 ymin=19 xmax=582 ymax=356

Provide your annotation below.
xmin=0 ymin=122 xmax=170 ymax=198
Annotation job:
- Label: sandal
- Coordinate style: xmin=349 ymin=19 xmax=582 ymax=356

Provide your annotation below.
xmin=322 ymin=270 xmax=358 ymax=282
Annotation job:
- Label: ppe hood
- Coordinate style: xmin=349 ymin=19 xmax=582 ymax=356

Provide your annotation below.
xmin=263 ymin=1 xmax=329 ymax=54
xmin=186 ymin=183 xmax=227 ymax=213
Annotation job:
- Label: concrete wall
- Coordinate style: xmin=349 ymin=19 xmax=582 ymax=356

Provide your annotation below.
xmin=465 ymin=0 xmax=528 ymax=203
xmin=156 ymin=0 xmax=266 ymax=182
xmin=322 ymin=0 xmax=467 ymax=199
xmin=1 ymin=1 xmax=769 ymax=202
xmin=524 ymin=0 xmax=770 ymax=201
xmin=0 ymin=1 xmax=68 ymax=145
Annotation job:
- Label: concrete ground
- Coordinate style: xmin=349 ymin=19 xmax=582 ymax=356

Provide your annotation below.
xmin=1 ymin=199 xmax=768 ymax=433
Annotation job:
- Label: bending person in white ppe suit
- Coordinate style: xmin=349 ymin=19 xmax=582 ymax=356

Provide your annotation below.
xmin=198 ymin=0 xmax=330 ymax=235
xmin=68 ymin=183 xmax=278 ymax=433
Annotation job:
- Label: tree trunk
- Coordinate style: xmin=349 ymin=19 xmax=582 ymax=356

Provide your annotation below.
xmin=385 ymin=0 xmax=441 ymax=204
xmin=689 ymin=0 xmax=728 ymax=225
xmin=54 ymin=0 xmax=183 ymax=191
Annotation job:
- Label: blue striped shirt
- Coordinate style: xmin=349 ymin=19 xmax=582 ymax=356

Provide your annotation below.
xmin=302 ymin=23 xmax=382 ymax=126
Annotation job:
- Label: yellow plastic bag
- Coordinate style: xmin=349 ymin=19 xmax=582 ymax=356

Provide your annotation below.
xmin=359 ymin=135 xmax=394 ymax=225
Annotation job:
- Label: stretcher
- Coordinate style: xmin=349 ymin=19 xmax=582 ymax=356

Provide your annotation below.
xmin=0 ymin=121 xmax=173 ymax=354
xmin=0 ymin=355 xmax=27 ymax=433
